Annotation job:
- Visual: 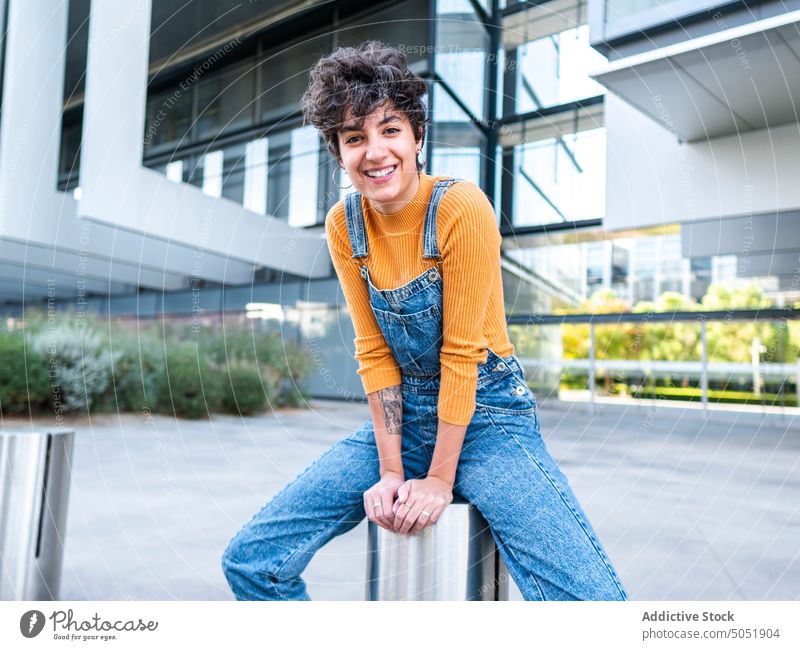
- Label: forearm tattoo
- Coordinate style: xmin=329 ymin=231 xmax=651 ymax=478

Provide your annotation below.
xmin=377 ymin=385 xmax=403 ymax=436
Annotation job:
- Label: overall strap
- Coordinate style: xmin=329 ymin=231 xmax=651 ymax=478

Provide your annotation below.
xmin=423 ymin=178 xmax=461 ymax=260
xmin=343 ymin=192 xmax=368 ymax=259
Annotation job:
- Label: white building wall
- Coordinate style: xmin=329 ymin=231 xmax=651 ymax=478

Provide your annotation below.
xmin=78 ymin=0 xmax=331 ymax=281
xmin=604 ymin=92 xmax=800 ymax=230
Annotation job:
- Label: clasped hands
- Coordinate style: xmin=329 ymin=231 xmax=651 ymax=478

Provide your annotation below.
xmin=363 ymin=471 xmax=453 ymax=536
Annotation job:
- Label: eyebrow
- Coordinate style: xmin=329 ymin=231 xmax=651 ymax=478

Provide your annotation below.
xmin=340 ymin=113 xmax=401 ymax=134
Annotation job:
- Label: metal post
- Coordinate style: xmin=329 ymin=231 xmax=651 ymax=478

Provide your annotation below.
xmin=751 ymin=337 xmax=765 ymax=398
xmin=366 ymin=496 xmax=508 ymax=600
xmin=589 ymin=321 xmax=596 ymax=415
xmin=796 ymin=363 xmax=800 ymax=409
xmin=700 ymin=319 xmax=708 ymax=415
xmin=0 ymin=429 xmax=75 ymax=600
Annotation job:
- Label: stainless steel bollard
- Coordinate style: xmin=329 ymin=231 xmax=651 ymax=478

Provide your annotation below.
xmin=0 ymin=429 xmax=75 ymax=600
xmin=366 ymin=495 xmax=509 ymax=600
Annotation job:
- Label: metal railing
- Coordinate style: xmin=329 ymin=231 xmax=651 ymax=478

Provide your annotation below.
xmin=508 ymin=308 xmax=800 ymax=414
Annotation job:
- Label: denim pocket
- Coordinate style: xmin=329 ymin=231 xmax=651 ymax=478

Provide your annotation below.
xmin=474 ymin=371 xmax=537 ymax=415
xmin=371 ymin=303 xmax=443 ymax=376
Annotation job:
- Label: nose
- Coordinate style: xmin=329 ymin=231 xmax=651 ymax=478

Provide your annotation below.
xmin=364 ymin=138 xmax=388 ymax=163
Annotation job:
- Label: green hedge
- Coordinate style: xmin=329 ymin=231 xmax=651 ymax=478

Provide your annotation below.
xmin=620 ymin=384 xmax=798 ymax=407
xmin=221 ymin=365 xmax=268 ymax=415
xmin=154 ymin=342 xmax=223 ymax=419
xmin=0 ymin=332 xmax=50 ymax=415
xmin=1 ymin=313 xmax=314 ymax=419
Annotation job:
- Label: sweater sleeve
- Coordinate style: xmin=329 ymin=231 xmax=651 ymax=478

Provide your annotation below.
xmin=436 ymin=183 xmax=502 ymax=425
xmin=325 ymin=204 xmax=401 ymax=394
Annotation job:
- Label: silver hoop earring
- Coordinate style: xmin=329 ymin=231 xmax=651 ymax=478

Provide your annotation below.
xmin=416 ymin=150 xmax=426 ymax=169
xmin=332 ymin=165 xmax=353 ymax=190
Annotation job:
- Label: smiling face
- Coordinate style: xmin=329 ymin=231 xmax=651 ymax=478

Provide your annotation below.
xmin=336 ymin=102 xmax=422 ymax=215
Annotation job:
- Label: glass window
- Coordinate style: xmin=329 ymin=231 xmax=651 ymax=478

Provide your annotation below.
xmin=611 ymin=244 xmax=630 ymax=286
xmin=505 ymin=243 xmax=585 ymax=312
xmin=195 ymin=62 xmax=255 ymax=139
xmin=606 ymin=0 xmax=663 ymax=13
xmin=338 ymin=0 xmax=431 ymax=69
xmin=511 ymin=127 xmax=606 ymax=226
xmin=690 ymin=257 xmax=712 ymax=301
xmin=202 ymin=150 xmax=224 ymax=197
xmin=63 ymin=0 xmax=90 ymax=102
xmin=149 ymin=0 xmax=299 ymax=65
xmin=183 ymin=155 xmax=204 ymax=189
xmin=586 ymin=241 xmax=607 ymax=289
xmin=435 ymin=0 xmax=489 ymax=120
xmin=59 ymin=117 xmax=82 ymax=186
xmin=510 ymin=25 xmax=607 ymax=116
xmin=144 ymin=86 xmax=193 ymax=151
xmin=288 ymin=126 xmax=322 ymax=227
xmin=244 ymin=138 xmax=269 ymax=214
xmin=221 ymin=143 xmax=247 ymax=204
xmin=267 ymin=130 xmax=291 ymax=221
xmin=165 ymin=160 xmax=184 ymax=183
xmin=430 ymin=83 xmax=485 ymax=187
xmin=260 ymin=36 xmax=332 ymax=123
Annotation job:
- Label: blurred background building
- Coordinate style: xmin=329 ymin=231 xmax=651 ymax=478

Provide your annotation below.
xmin=0 ymin=0 xmax=797 ymax=399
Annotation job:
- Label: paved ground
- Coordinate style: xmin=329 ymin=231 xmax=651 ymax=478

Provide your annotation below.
xmin=11 ymin=396 xmax=798 ymax=601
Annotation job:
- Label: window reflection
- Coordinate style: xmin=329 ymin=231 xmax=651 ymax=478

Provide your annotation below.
xmin=144 ymin=86 xmax=193 ymax=150
xmin=289 ymin=126 xmax=321 ymax=227
xmin=244 ymin=138 xmax=269 ymax=214
xmin=605 ymin=0 xmax=665 ymax=21
xmin=195 ymin=63 xmax=255 ymax=139
xmin=338 ymin=0 xmax=431 ymax=68
xmin=430 ymin=83 xmax=485 ymax=186
xmin=511 ymin=25 xmax=606 ymax=115
xmin=435 ymin=0 xmax=488 ymax=120
xmin=512 ymin=127 xmax=605 ymax=226
xmin=260 ymin=37 xmax=331 ymax=123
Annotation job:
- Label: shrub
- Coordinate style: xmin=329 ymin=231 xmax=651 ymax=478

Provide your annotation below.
xmin=202 ymin=326 xmax=313 ymax=409
xmin=154 ymin=342 xmax=223 ymax=418
xmin=107 ymin=333 xmax=165 ymax=413
xmin=221 ymin=365 xmax=268 ymax=415
xmin=0 ymin=331 xmax=50 ymax=415
xmin=26 ymin=318 xmax=118 ymax=413
xmin=272 ymin=340 xmax=314 ymax=408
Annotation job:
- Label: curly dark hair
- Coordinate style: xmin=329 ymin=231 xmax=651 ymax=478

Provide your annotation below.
xmin=301 ymin=41 xmax=429 ymax=171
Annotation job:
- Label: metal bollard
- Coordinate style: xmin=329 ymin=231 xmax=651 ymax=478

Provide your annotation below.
xmin=366 ymin=495 xmax=509 ymax=600
xmin=0 ymin=429 xmax=75 ymax=600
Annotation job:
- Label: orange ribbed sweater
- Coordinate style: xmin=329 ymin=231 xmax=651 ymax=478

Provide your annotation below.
xmin=325 ymin=173 xmax=514 ymax=426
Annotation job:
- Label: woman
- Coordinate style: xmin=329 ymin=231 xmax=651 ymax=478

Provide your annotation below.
xmin=221 ymin=41 xmax=628 ymax=601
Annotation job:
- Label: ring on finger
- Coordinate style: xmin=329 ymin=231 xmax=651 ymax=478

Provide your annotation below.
xmin=373 ymin=502 xmax=382 ymax=510
xmin=421 ymin=510 xmax=431 ymax=517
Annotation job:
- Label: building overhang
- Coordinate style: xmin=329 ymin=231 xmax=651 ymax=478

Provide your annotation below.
xmin=590 ymin=10 xmax=800 ymax=142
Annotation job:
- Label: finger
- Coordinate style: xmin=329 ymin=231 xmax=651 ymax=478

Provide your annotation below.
xmin=409 ymin=505 xmax=434 ymax=535
xmin=380 ymin=492 xmax=396 ymax=531
xmin=372 ymin=502 xmax=388 ymax=528
xmin=428 ymin=501 xmax=448 ymax=526
xmin=372 ymin=497 xmax=396 ymax=531
xmin=363 ymin=494 xmax=375 ymax=524
xmin=393 ymin=499 xmax=415 ymax=532
xmin=399 ymin=500 xmax=426 ymax=535
xmin=395 ymin=481 xmax=412 ymax=508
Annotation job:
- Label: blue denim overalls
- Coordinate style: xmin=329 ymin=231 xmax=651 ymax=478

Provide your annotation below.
xmin=222 ymin=178 xmax=628 ymax=601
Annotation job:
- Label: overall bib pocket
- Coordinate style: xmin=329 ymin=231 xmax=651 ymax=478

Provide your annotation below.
xmin=371 ymin=303 xmax=443 ymax=376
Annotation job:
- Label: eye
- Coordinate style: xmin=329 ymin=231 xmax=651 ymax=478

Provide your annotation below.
xmin=385 ymin=127 xmax=400 ymax=134
xmin=345 ymin=135 xmax=361 ymax=144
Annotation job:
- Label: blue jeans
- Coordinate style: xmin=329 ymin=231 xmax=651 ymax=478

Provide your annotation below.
xmin=221 ymin=351 xmax=628 ymax=601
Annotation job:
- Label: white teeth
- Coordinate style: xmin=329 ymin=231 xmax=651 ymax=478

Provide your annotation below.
xmin=365 ymin=165 xmax=396 ymax=178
